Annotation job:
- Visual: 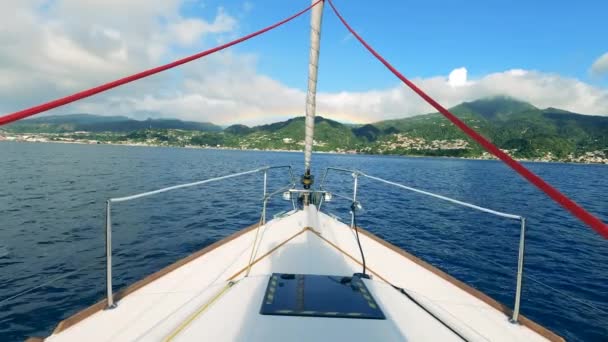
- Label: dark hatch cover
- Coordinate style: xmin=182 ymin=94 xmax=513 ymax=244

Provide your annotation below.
xmin=260 ymin=273 xmax=385 ymax=319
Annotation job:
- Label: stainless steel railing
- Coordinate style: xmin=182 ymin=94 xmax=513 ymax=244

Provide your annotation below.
xmin=104 ymin=165 xmax=295 ymax=308
xmin=319 ymin=167 xmax=527 ymax=323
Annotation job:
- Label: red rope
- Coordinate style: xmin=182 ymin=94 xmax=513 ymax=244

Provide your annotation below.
xmin=0 ymin=0 xmax=323 ymax=126
xmin=327 ymin=0 xmax=608 ymax=239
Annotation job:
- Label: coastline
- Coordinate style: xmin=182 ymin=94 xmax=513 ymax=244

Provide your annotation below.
xmin=2 ymin=138 xmax=606 ymax=166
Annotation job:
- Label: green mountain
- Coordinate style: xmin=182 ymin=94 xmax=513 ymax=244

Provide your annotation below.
xmin=372 ymin=96 xmax=608 ymax=158
xmin=3 ymin=114 xmax=222 ymax=133
xmin=222 ymin=96 xmax=607 ymax=158
xmin=452 ymin=96 xmax=537 ymax=120
xmin=225 ymin=116 xmax=358 ymax=151
xmin=2 ymin=97 xmax=607 ymax=162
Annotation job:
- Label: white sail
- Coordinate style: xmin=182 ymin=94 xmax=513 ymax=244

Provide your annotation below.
xmin=303 ymin=0 xmax=325 ymax=173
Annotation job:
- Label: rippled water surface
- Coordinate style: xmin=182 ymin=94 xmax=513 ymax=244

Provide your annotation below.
xmin=1 ymin=142 xmax=607 ymax=341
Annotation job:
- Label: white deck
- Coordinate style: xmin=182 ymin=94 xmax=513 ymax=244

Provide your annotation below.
xmin=45 ymin=206 xmax=557 ymax=342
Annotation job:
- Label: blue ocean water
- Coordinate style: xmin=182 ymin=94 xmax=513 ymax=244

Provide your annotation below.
xmin=0 ymin=141 xmax=606 ymax=341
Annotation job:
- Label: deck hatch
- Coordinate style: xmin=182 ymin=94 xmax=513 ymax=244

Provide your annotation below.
xmin=260 ymin=273 xmax=385 ymax=319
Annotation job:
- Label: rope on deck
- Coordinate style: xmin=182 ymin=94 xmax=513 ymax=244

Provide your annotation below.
xmin=162 ymin=281 xmax=238 ymax=342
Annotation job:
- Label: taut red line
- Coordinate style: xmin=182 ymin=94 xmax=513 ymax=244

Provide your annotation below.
xmin=327 ymin=0 xmax=608 ymax=239
xmin=0 ymin=0 xmax=323 ymax=126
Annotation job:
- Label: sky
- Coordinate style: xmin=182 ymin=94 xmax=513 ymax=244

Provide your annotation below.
xmin=1 ymin=0 xmax=607 ymax=125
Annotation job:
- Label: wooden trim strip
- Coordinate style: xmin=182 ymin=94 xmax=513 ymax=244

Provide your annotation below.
xmin=354 ymin=227 xmax=565 ymax=342
xmin=38 ymin=222 xmax=564 ymax=342
xmin=51 ymin=223 xmax=260 ymax=336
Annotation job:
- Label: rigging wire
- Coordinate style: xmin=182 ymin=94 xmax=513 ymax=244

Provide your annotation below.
xmin=351 ymin=201 xmax=367 ymax=275
xmin=245 ymin=210 xmax=266 ymax=277
xmin=0 ymin=0 xmax=603 ymax=328
xmin=0 ymin=0 xmax=323 ymax=126
xmin=326 ymin=0 xmax=608 ymax=240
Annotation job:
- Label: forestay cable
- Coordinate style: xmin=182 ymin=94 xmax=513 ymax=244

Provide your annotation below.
xmin=0 ymin=0 xmax=323 ymax=126
xmin=326 ymin=0 xmax=608 ymax=239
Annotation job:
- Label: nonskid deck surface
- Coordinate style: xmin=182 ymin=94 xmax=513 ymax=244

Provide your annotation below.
xmin=44 ymin=206 xmax=559 ymax=342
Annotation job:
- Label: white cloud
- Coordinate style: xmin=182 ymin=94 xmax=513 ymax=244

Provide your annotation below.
xmin=83 ymin=65 xmax=607 ymax=125
xmin=0 ymin=1 xmax=606 ymax=126
xmin=448 ymin=67 xmax=468 ymax=87
xmin=316 ymin=68 xmax=607 ymax=123
xmin=0 ymin=0 xmax=238 ymax=113
xmin=169 ymin=7 xmax=236 ymax=46
xmin=590 ymin=52 xmax=608 ymax=77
